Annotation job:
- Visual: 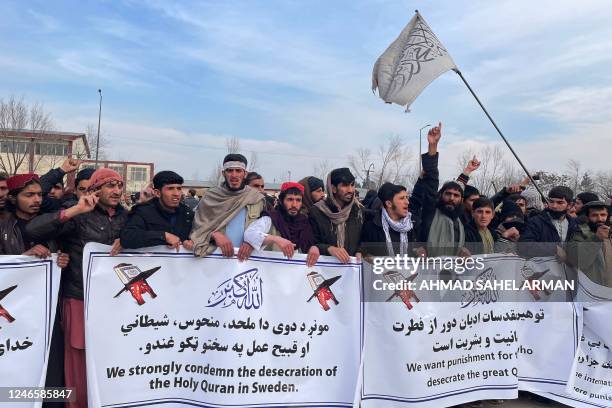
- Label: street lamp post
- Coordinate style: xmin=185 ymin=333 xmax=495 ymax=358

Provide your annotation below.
xmin=365 ymin=163 xmax=375 ymax=189
xmin=418 ymin=124 xmax=431 ymax=173
xmin=95 ymin=89 xmax=102 ymax=166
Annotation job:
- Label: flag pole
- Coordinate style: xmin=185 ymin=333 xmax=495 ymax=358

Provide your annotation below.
xmin=453 ymin=68 xmax=547 ymax=202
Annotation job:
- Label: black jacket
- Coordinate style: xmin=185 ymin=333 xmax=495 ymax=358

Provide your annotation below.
xmin=120 ymin=198 xmax=194 ymax=249
xmin=360 ymin=209 xmax=417 ymax=256
xmin=519 ymin=211 xmax=580 ymax=258
xmin=309 ymin=201 xmax=363 ymax=256
xmin=408 ymin=152 xmax=439 ymax=243
xmin=0 ymin=213 xmax=56 ymax=255
xmin=26 ymin=205 xmax=128 ymax=300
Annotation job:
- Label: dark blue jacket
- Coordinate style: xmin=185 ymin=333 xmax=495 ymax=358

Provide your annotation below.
xmin=519 ymin=211 xmax=579 ymax=258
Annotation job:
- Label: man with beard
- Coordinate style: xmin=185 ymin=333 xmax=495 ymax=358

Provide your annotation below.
xmin=121 ymin=171 xmax=194 ymax=250
xmin=425 ymin=180 xmax=470 ymax=257
xmin=26 ymin=168 xmax=127 ymax=408
xmin=568 ymin=201 xmax=612 ymax=287
xmin=409 ymin=123 xmax=479 ymax=257
xmin=191 ymin=154 xmax=264 ymax=257
xmin=520 ymin=186 xmax=580 ymax=259
xmin=309 ymin=167 xmax=363 ymax=263
xmin=0 ymin=173 xmax=8 ymax=220
xmin=298 ymin=176 xmax=325 ymax=215
xmin=360 ymin=182 xmax=416 ymax=257
xmin=573 ymin=191 xmax=600 ymax=225
xmin=241 ymin=182 xmax=319 ymax=266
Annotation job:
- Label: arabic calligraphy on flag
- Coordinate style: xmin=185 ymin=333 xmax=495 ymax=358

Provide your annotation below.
xmin=372 ymin=11 xmax=457 ymax=110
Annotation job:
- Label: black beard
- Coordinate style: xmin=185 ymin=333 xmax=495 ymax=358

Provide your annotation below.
xmin=546 ymin=208 xmax=566 ymax=220
xmin=437 ymin=199 xmax=462 ymax=219
xmin=588 ymin=222 xmax=600 ymax=233
xmin=278 ymin=204 xmax=297 ymax=221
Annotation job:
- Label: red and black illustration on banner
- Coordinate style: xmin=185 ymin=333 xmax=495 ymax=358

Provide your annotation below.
xmin=0 ymin=285 xmax=17 ymax=323
xmin=306 ymin=272 xmax=340 ymax=311
xmin=113 ymin=263 xmax=161 ymax=305
xmin=521 ymin=266 xmax=552 ymax=301
xmin=384 ymin=271 xmax=420 ymax=310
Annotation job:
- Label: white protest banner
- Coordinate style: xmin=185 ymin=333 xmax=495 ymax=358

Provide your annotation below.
xmin=83 ymin=243 xmax=362 ymax=408
xmin=357 ymin=254 xmax=582 ymax=408
xmin=0 ymin=256 xmax=60 ymax=408
xmin=560 ymin=271 xmax=612 ymax=407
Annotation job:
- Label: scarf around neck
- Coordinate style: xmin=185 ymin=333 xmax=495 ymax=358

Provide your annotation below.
xmin=381 ymin=208 xmax=413 ymax=256
xmin=313 ymin=174 xmax=362 ymax=249
xmin=263 ymin=207 xmax=315 ymax=253
xmin=427 ymin=208 xmax=465 ymax=257
xmin=191 ymin=183 xmax=263 ymax=256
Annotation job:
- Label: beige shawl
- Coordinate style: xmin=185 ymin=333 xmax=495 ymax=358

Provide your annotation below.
xmin=313 ymin=174 xmax=362 ymax=249
xmin=191 ymin=183 xmax=263 ymax=256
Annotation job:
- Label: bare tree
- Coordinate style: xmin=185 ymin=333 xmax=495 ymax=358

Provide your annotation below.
xmin=456 ymin=145 xmax=522 ymax=196
xmin=207 ymin=162 xmax=224 ymax=186
xmin=248 ymin=151 xmax=258 ymax=172
xmin=313 ymin=159 xmax=332 ymax=182
xmin=402 ymin=161 xmax=422 ymax=190
xmin=225 ymin=136 xmax=240 ymax=154
xmin=348 ymin=147 xmax=372 ymax=185
xmin=83 ymin=123 xmax=108 ymax=160
xmin=376 ymin=135 xmax=413 ymax=187
xmin=0 ymin=96 xmax=54 ymax=175
xmin=348 ymin=135 xmax=413 ymax=190
xmin=594 ymin=170 xmax=612 ymax=199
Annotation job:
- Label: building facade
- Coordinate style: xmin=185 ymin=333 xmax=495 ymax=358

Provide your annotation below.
xmin=0 ymin=129 xmax=89 ymax=180
xmin=0 ymin=129 xmax=154 ymax=194
xmin=80 ymin=160 xmax=154 ymax=194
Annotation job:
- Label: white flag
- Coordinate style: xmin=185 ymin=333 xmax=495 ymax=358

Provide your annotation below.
xmin=372 ymin=11 xmax=457 ymax=111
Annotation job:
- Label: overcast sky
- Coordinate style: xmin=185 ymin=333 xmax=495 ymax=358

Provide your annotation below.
xmin=1 ymin=0 xmax=610 ymax=183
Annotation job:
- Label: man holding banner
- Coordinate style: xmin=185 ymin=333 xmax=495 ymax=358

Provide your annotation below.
xmin=309 ymin=167 xmax=363 ymax=263
xmin=191 ymin=153 xmax=265 ymax=258
xmin=242 ymin=181 xmax=320 ymax=266
xmin=26 ymin=168 xmax=127 ymax=408
xmin=120 ymin=170 xmax=194 ymax=251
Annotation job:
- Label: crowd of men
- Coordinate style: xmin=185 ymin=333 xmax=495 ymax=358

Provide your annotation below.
xmin=0 ymin=123 xmax=610 ymax=408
